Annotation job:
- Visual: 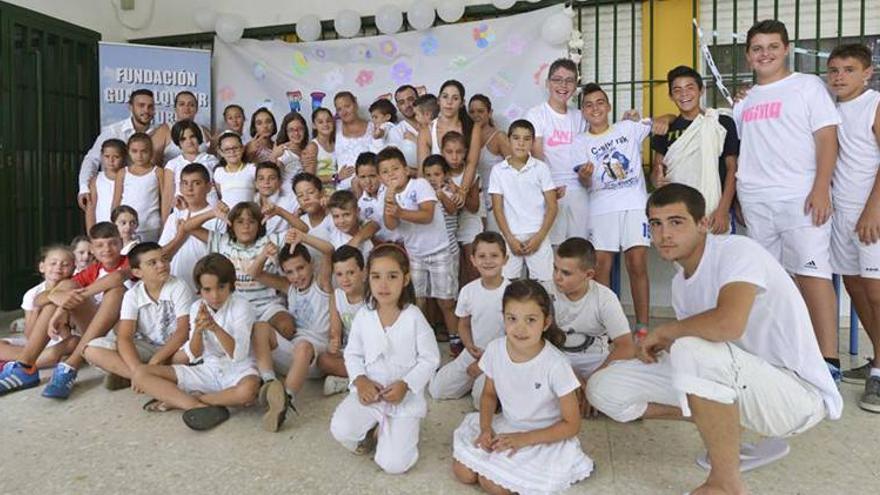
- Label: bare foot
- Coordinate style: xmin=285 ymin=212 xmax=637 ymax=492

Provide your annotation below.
xmin=690 ymin=479 xmax=747 ymax=495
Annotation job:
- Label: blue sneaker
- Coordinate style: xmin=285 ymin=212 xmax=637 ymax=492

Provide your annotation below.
xmin=0 ymin=362 xmax=40 ymax=395
xmin=827 ymin=362 xmax=842 ymax=386
xmin=42 ymin=363 xmax=77 ymax=399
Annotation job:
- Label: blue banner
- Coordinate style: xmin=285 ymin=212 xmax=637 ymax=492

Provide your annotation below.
xmin=99 ymin=42 xmax=212 ymax=128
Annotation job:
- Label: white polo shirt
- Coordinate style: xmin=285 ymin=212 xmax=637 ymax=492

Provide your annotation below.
xmin=488 ymin=156 xmax=556 ymax=235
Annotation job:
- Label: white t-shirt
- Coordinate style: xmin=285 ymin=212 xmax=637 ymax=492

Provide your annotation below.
xmin=834 ymin=88 xmax=880 ymax=212
xmin=327 ymin=222 xmax=373 ymax=261
xmin=21 ymin=281 xmax=47 ymax=312
xmin=393 ymin=177 xmax=449 ymax=257
xmin=257 ymin=191 xmax=300 ymax=236
xmin=207 ymin=230 xmax=286 ymax=310
xmin=571 ymin=120 xmax=652 ymax=216
xmin=525 ymin=102 xmax=587 ymax=187
xmin=184 ymin=293 xmax=256 ymax=368
xmin=213 ymin=163 xmax=256 ymax=208
xmin=277 ymin=150 xmax=303 ymax=196
xmin=454 ymin=278 xmax=510 ymax=348
xmin=359 ymin=187 xmax=399 ymax=242
xmin=287 ymin=281 xmax=331 ymax=346
xmin=671 ymin=234 xmax=843 ymax=420
xmin=733 ymin=72 xmax=840 ymax=203
xmin=119 ymin=276 xmax=193 ymax=346
xmin=299 ymin=212 xmax=333 ymax=265
xmin=545 ymin=280 xmax=630 ymax=354
xmin=158 ymin=205 xmax=218 ymax=295
xmin=334 ymin=288 xmax=365 ymax=340
xmin=480 ymin=337 xmax=580 ymax=431
xmin=488 ymin=156 xmax=556 ymax=235
xmin=165 ymin=152 xmax=219 ymax=201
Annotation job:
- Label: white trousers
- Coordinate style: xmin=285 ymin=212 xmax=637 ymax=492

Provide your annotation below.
xmin=428 ymin=351 xmax=487 ymax=410
xmin=330 ymin=393 xmax=422 ymax=474
xmin=585 ymin=337 xmax=827 ymax=438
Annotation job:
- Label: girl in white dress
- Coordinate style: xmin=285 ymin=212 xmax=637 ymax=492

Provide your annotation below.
xmin=113 ymin=133 xmax=164 ymax=242
xmin=213 ymin=132 xmax=256 ymax=208
xmin=452 ymin=279 xmax=593 ymax=495
xmin=302 ymin=108 xmax=337 ymax=193
xmin=271 ymin=111 xmax=310 ymax=195
xmin=329 ymin=244 xmax=440 ymax=474
xmin=86 ymin=138 xmax=126 ymax=232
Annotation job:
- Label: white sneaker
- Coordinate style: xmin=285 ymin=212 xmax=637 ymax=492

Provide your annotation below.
xmin=9 ymin=318 xmax=25 ymax=334
xmin=323 ymin=375 xmax=349 ymax=396
xmin=696 ymin=438 xmax=790 ymax=472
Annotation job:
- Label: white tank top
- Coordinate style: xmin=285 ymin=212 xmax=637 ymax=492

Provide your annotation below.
xmin=834 ymin=89 xmax=880 ymax=211
xmin=277 ymin=149 xmax=303 ymax=195
xmin=94 ymin=172 xmax=116 ymax=223
xmin=287 ymin=282 xmax=330 ymax=345
xmin=121 ymin=167 xmax=161 ymax=235
xmin=478 ymin=130 xmax=504 ymax=209
xmin=214 ymin=163 xmax=256 ymax=208
xmin=162 ymin=124 xmax=210 ymax=164
xmin=335 ymin=122 xmax=373 ymax=190
xmin=312 ymin=138 xmax=337 ymax=188
xmin=452 ymin=171 xmax=486 ymax=228
xmin=334 ymin=288 xmax=365 ymax=343
xmin=430 ymin=119 xmax=442 ymax=155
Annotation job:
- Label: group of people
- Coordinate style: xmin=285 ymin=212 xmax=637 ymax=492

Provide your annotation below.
xmin=1 ymin=18 xmax=878 ymax=495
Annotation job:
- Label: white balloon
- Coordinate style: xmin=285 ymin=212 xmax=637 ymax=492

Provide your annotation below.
xmin=437 ymin=0 xmax=465 ymax=23
xmin=215 ymin=14 xmax=245 ymax=44
xmin=194 ymin=10 xmax=217 ymax=31
xmin=540 ymin=12 xmax=572 ymax=46
xmin=296 ymin=14 xmax=322 ymax=42
xmin=492 ymin=0 xmax=517 ymax=9
xmin=407 ymin=2 xmax=435 ymax=31
xmin=334 ymin=9 xmax=362 ymax=38
xmin=375 ymin=4 xmax=403 ymax=34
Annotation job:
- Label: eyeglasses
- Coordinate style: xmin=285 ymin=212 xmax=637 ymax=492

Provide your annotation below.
xmin=549 ymin=77 xmax=578 ymax=86
xmin=221 ymin=145 xmax=243 ymax=153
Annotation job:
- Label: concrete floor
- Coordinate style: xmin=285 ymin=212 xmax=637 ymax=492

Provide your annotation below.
xmin=1 ymin=311 xmax=878 ymax=494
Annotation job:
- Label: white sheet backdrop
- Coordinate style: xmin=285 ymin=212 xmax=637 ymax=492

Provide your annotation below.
xmin=212 ymin=5 xmax=566 ymax=129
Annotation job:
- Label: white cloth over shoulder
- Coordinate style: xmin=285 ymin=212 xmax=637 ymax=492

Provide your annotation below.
xmin=663 ymin=108 xmax=728 ymax=214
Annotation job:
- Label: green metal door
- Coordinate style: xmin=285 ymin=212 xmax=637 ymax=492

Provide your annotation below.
xmin=0 ymin=1 xmax=100 ymax=309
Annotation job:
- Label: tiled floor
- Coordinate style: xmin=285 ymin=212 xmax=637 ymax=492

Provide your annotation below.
xmin=2 ymin=312 xmax=878 ymax=494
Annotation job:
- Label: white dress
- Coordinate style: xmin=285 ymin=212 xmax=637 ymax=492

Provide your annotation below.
xmin=93 ymin=172 xmax=116 ymax=224
xmin=120 ymin=167 xmax=162 ymax=242
xmin=335 ymin=122 xmax=374 ymax=190
xmin=213 ymin=163 xmax=256 ymax=208
xmin=452 ymin=338 xmax=593 ymax=494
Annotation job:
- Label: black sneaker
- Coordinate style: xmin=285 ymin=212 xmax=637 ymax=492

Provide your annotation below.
xmin=183 ymin=406 xmax=230 ymax=431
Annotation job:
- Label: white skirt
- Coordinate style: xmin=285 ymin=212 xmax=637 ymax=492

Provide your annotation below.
xmin=453 ymin=412 xmax=593 ymax=494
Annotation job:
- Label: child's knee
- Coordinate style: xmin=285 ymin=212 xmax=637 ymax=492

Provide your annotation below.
xmin=292 ymin=341 xmax=315 ymax=360
xmin=452 ymin=460 xmax=478 ymax=485
xmin=375 ymin=449 xmax=417 ymax=475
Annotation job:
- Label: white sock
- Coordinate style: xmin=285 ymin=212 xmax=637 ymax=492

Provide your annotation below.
xmin=869 ymin=367 xmax=880 ymax=379
xmin=261 ymin=371 xmax=276 ymax=383
xmin=59 ymin=362 xmax=75 ymax=372
xmin=286 ymin=389 xmax=296 ymax=403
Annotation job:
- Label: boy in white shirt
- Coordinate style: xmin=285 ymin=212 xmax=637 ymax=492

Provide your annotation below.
xmin=733 ymin=20 xmax=841 ymax=379
xmin=526 ymin=58 xmax=589 ymax=244
xmin=429 ymin=232 xmax=510 ymax=408
xmin=587 ymin=184 xmax=842 ymax=495
xmin=84 ymin=242 xmax=192 ymax=391
xmin=489 ymin=119 xmax=559 ymax=282
xmin=254 ymin=161 xmax=299 ymax=236
xmin=159 ymin=163 xmax=216 ymax=295
xmin=327 ymin=189 xmax=378 ymax=259
xmin=379 ymin=146 xmax=459 ymax=340
xmin=369 ymin=98 xmax=398 ymax=153
xmin=572 ymin=83 xmax=653 ymax=332
xmin=132 ymin=253 xmax=260 ymax=431
xmin=318 ymin=246 xmax=367 ymax=396
xmin=547 ymin=237 xmax=634 ymax=405
xmin=355 ymin=152 xmax=399 ymax=242
xmin=250 ymin=228 xmax=335 ymax=431
xmin=826 ymin=43 xmax=880 ymax=410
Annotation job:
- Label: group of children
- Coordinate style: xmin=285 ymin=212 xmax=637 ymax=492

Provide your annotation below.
xmin=1 ymin=17 xmax=879 ymax=494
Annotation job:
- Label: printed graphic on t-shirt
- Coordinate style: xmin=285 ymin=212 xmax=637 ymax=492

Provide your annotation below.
xmin=291 ymin=293 xmax=315 ymax=329
xmin=546 ymin=129 xmax=575 ymax=147
xmin=591 ymin=136 xmax=639 ymax=191
xmin=156 ymin=300 xmax=176 ymax=344
xmin=741 ymin=101 xmax=783 ymax=123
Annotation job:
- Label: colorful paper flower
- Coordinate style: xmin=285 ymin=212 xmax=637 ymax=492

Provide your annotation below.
xmin=449 ymin=55 xmax=469 ymax=70
xmin=324 ymin=67 xmax=344 ymax=90
xmin=506 ymin=35 xmax=527 ymax=56
xmin=252 ymin=62 xmax=267 ymax=81
xmin=420 ymin=34 xmax=439 ymax=56
xmin=472 ymin=23 xmax=495 ymax=49
xmin=391 ymin=61 xmax=413 ymax=85
xmin=218 ymin=86 xmax=236 ymax=102
xmin=505 ymin=103 xmax=523 ymax=121
xmin=355 ymin=69 xmax=375 ymax=87
xmin=379 ymin=39 xmax=398 ymax=59
xmin=292 ymin=51 xmax=309 ymax=76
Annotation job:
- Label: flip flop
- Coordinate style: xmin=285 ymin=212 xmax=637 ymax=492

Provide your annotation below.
xmin=696 ymin=437 xmax=790 ymax=472
xmin=182 ymin=406 xmax=230 ymax=431
xmin=142 ymin=399 xmax=171 ymax=413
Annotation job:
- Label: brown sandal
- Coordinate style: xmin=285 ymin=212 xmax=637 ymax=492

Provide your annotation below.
xmin=142 ymin=399 xmax=171 ymax=412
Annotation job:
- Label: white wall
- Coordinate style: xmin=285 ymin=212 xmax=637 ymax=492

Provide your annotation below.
xmin=6 ymin=0 xmax=124 ymax=40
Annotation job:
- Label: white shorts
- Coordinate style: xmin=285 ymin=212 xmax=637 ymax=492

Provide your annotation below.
xmin=586 ymin=337 xmax=827 ymax=438
xmin=740 ymin=199 xmax=832 ymax=279
xmin=589 ymin=209 xmax=650 ymax=252
xmin=565 ymin=350 xmax=609 ymax=379
xmin=429 ymin=351 xmax=478 ymax=400
xmin=271 ymin=332 xmax=326 ymax=378
xmin=503 ymin=233 xmax=553 ymax=281
xmin=173 ymin=361 xmax=258 ymax=394
xmin=457 ymin=211 xmax=483 ymax=245
xmin=411 ymin=250 xmax=459 ymax=299
xmin=86 ymin=333 xmax=159 ymax=361
xmin=3 ymin=332 xmax=80 ymax=350
xmin=549 ymin=184 xmax=591 ymax=245
xmin=253 ymin=300 xmax=288 ymax=323
xmin=831 ymin=207 xmax=880 ymax=279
